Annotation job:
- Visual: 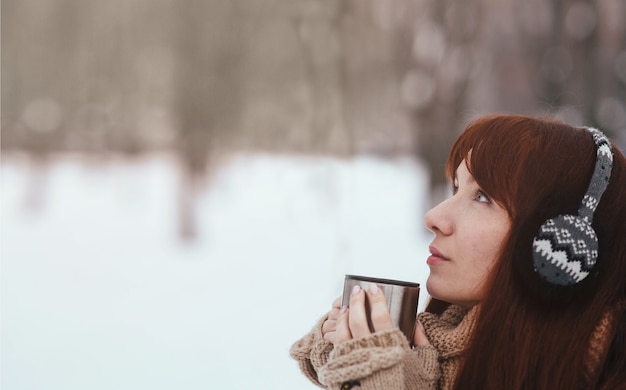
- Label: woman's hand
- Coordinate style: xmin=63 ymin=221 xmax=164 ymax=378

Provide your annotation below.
xmin=321 ymin=296 xmax=343 ymax=343
xmin=413 ymin=320 xmax=430 ymax=348
xmin=322 ymin=284 xmax=394 ymax=346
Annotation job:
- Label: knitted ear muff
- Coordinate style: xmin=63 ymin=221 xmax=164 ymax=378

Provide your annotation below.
xmin=532 ymin=127 xmax=613 ymax=286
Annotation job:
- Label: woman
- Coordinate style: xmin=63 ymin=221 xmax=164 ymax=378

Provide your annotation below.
xmin=290 ymin=114 xmax=626 ymax=389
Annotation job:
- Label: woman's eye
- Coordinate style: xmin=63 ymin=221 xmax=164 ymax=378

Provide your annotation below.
xmin=475 ymin=190 xmax=491 ymax=203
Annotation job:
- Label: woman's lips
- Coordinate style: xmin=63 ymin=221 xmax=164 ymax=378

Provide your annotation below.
xmin=427 ymin=245 xmax=450 ymax=265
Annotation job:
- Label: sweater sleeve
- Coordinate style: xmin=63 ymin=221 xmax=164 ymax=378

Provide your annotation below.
xmin=289 ymin=314 xmax=335 ymax=387
xmin=318 ymin=328 xmax=441 ymax=390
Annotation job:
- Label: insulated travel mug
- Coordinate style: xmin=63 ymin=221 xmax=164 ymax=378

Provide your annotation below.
xmin=342 ymin=274 xmax=420 ymax=342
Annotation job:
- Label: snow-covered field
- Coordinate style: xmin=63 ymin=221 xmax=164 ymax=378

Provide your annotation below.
xmin=1 ymin=153 xmax=432 ymax=389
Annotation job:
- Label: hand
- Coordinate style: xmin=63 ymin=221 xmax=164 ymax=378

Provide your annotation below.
xmin=322 ymin=284 xmax=394 ymax=346
xmin=412 ymin=320 xmax=430 ymax=348
xmin=321 ymin=296 xmax=343 ymax=343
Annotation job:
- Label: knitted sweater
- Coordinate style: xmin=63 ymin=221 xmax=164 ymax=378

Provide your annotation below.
xmin=289 ymin=305 xmax=476 ymax=390
xmin=290 ymin=304 xmax=617 ymax=389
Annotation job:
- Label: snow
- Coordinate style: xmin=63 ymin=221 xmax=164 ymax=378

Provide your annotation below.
xmin=1 ymin=153 xmax=432 ymax=389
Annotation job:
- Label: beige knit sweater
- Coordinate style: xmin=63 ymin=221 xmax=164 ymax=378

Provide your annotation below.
xmin=289 ymin=305 xmax=476 ymax=390
xmin=290 ymin=304 xmax=617 ymax=389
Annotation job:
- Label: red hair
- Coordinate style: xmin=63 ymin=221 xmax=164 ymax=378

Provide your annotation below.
xmin=427 ymin=114 xmax=626 ymax=389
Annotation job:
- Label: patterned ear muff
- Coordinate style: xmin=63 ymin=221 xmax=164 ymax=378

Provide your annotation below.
xmin=532 ymin=127 xmax=613 ymax=286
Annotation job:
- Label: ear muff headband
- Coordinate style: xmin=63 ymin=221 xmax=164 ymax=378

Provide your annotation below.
xmin=532 ymin=127 xmax=613 ymax=286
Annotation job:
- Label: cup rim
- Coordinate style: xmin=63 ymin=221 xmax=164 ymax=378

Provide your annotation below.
xmin=345 ymin=274 xmax=420 ymax=288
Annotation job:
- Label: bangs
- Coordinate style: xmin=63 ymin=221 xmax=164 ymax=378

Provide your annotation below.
xmin=446 ymin=115 xmax=586 ymax=219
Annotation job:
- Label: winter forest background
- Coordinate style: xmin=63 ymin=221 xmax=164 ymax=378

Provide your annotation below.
xmin=2 ymin=0 xmax=626 ymax=389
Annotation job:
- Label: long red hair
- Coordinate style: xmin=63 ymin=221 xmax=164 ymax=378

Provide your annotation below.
xmin=427 ymin=114 xmax=626 ymax=389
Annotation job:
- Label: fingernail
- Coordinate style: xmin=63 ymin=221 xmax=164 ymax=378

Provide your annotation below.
xmin=339 ymin=306 xmax=347 ymax=314
xmin=351 ymin=285 xmax=361 ymax=296
xmin=369 ymin=284 xmax=379 ymax=295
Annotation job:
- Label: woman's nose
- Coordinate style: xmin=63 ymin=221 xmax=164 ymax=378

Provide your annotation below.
xmin=424 ymin=199 xmax=453 ymax=236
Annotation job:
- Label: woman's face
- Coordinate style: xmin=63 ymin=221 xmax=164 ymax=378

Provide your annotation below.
xmin=423 ymin=159 xmax=511 ymax=308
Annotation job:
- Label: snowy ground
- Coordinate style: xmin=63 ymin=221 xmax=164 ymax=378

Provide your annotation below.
xmin=1 ymin=153 xmax=432 ymax=390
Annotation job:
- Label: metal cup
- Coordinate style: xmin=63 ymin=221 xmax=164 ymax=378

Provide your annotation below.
xmin=342 ymin=274 xmax=420 ymax=342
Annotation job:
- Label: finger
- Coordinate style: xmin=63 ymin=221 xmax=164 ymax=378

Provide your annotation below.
xmin=366 ymin=284 xmax=393 ymax=332
xmin=328 ymin=307 xmax=352 ymax=345
xmin=348 ymin=285 xmax=371 ymax=338
xmin=322 ymin=319 xmax=337 ymax=335
xmin=332 ymin=296 xmax=342 ymax=310
xmin=328 ymin=309 xmax=340 ymax=321
xmin=413 ymin=321 xmax=430 ymax=347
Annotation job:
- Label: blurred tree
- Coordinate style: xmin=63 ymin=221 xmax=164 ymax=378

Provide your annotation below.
xmin=395 ymin=0 xmax=483 ymax=203
xmin=293 ymin=0 xmax=350 ymax=155
xmin=171 ymin=0 xmax=244 ymax=240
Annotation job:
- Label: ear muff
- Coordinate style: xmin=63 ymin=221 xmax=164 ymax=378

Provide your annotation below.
xmin=531 ymin=127 xmax=613 ymax=286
